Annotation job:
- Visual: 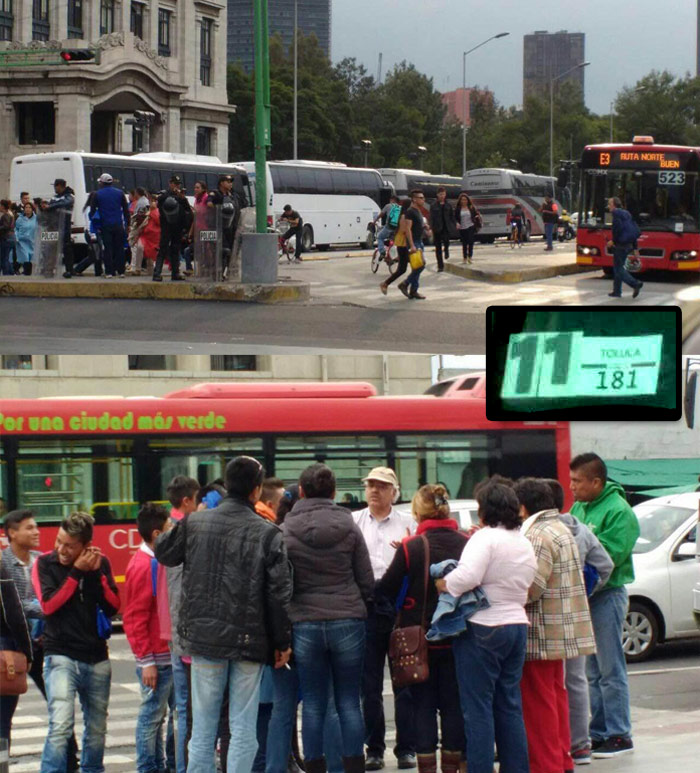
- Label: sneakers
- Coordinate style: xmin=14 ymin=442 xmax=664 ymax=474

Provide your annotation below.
xmin=396 ymin=754 xmax=416 ymax=770
xmin=608 ymin=292 xmax=621 ymax=297
xmin=571 ymin=746 xmax=592 ymax=765
xmin=398 ymin=281 xmax=410 ymax=298
xmin=592 ymin=736 xmax=633 ymax=758
xmin=365 ymin=756 xmax=384 ymax=771
xmin=633 ymin=281 xmax=643 ymax=299
xmin=409 ymin=292 xmax=426 ymax=300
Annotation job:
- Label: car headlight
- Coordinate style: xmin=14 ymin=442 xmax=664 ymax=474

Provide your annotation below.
xmin=671 ymin=250 xmax=699 ymax=260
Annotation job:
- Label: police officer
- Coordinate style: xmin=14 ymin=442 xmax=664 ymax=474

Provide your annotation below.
xmin=153 ymin=175 xmax=192 ymax=282
xmin=40 ymin=178 xmax=75 ymax=278
xmin=207 ymin=175 xmax=240 ymax=280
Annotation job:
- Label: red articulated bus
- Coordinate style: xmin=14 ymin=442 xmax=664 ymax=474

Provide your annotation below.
xmin=0 ymin=381 xmax=571 ymax=584
xmin=577 ymin=136 xmax=700 ymax=274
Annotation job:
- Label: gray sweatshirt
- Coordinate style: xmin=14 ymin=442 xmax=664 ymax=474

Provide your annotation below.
xmin=559 ymin=511 xmax=614 ymax=594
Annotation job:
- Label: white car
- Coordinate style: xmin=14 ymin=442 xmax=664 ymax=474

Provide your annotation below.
xmin=395 ymin=499 xmax=479 ymax=531
xmin=624 ymin=492 xmax=699 ymax=661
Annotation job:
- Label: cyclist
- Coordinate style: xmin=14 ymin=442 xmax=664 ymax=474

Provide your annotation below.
xmin=280 ymin=204 xmax=303 ymax=262
xmin=559 ymin=209 xmax=575 ymax=241
xmin=509 ymin=203 xmax=525 ymax=248
xmin=373 ymin=195 xmax=401 ymax=260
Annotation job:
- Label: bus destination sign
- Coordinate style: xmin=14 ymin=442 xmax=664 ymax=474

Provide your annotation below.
xmin=597 ymin=151 xmax=683 ymax=169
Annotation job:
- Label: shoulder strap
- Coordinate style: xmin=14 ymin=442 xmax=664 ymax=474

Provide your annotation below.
xmin=420 ymin=534 xmax=430 ymax=630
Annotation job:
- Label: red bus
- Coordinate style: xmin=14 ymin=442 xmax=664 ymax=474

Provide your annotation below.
xmin=0 ymin=381 xmax=571 ymax=584
xmin=576 ymin=136 xmax=700 ymax=274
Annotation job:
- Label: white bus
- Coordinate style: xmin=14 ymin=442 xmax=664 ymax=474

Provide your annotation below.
xmin=10 ymin=151 xmax=251 ymax=258
xmin=378 ymin=169 xmax=463 ymax=206
xmin=236 ymin=160 xmax=390 ymax=250
xmin=463 ymin=168 xmax=570 ymax=242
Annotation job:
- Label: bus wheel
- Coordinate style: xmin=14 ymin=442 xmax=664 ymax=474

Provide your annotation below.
xmin=301 ymin=226 xmax=314 ymax=252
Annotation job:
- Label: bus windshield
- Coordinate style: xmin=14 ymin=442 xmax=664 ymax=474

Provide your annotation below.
xmin=579 ymin=168 xmax=700 ymax=233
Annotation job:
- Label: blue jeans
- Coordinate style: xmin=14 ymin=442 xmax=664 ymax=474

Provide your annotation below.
xmin=612 ymin=246 xmax=641 ymax=296
xmin=101 ymin=223 xmax=126 ymax=276
xmin=452 ymin=623 xmax=529 ymax=773
xmin=377 ymin=225 xmax=395 ymax=255
xmin=265 ymin=663 xmax=343 ymax=773
xmin=135 ymin=664 xmax=174 ymax=773
xmin=544 ymin=222 xmax=554 ymax=249
xmin=188 ymin=656 xmax=263 ymax=773
xmin=293 ymin=619 xmax=365 ymax=760
xmin=171 ymin=653 xmax=190 ymax=773
xmin=41 ymin=654 xmax=112 ymax=773
xmin=587 ymin=586 xmax=632 ymax=740
xmin=406 ymin=240 xmax=424 ymax=293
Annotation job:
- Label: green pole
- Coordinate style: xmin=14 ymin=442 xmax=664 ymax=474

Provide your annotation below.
xmin=253 ymin=0 xmax=271 ymax=234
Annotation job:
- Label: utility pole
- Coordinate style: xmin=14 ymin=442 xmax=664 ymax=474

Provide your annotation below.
xmin=293 ymin=0 xmax=298 ymax=160
xmin=377 ymin=52 xmax=383 ymax=84
xmin=254 ymin=0 xmax=271 ymax=233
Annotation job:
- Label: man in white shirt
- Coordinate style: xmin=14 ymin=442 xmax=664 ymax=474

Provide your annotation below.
xmin=353 ymin=467 xmax=416 ymax=771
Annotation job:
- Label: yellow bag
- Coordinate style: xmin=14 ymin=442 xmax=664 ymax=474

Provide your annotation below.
xmin=409 ymin=249 xmax=425 ymax=270
xmin=394 ymin=229 xmax=407 ymax=248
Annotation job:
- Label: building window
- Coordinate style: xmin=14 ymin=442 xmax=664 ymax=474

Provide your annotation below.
xmin=210 ymin=355 xmax=257 ymax=371
xmin=158 ymin=8 xmax=171 ymax=56
xmin=127 ymin=355 xmax=176 ymax=370
xmin=196 ymin=126 xmax=214 ymax=156
xmin=132 ymin=123 xmax=144 ymax=152
xmin=1 ymin=355 xmax=32 ymax=370
xmin=200 ymin=18 xmax=212 ymax=86
xmin=100 ymin=0 xmax=115 ymax=35
xmin=130 ymin=1 xmax=144 ymax=39
xmin=32 ymin=0 xmax=49 ymax=40
xmin=0 ymin=0 xmax=13 ymax=42
xmin=17 ymin=102 xmax=55 ymax=145
xmin=67 ymin=0 xmax=83 ymax=38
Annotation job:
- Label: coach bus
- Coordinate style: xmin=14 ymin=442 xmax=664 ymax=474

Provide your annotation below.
xmin=463 ymin=168 xmax=569 ymax=243
xmin=377 ymin=169 xmax=463 ymax=205
xmin=0 ymin=381 xmax=571 ymax=583
xmin=9 ymin=151 xmax=251 ymax=259
xmin=237 ymin=160 xmax=390 ymax=250
xmin=576 ymin=136 xmax=700 ymax=275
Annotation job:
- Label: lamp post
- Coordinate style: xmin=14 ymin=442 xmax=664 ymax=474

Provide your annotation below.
xmin=361 ymin=139 xmax=372 ymax=167
xmin=293 ymin=0 xmax=298 ymax=160
xmin=254 ymin=0 xmax=271 ymax=233
xmin=417 ymin=145 xmax=427 ymax=169
xmin=609 ymin=100 xmax=614 ymax=143
xmin=462 ymin=32 xmax=509 ymax=176
xmin=550 ymin=60 xmax=590 ymax=195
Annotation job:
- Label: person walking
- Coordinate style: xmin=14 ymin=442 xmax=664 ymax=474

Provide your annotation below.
xmin=397 ymin=189 xmax=430 ymax=300
xmin=543 ymin=478 xmax=614 ymax=766
xmin=540 ymin=194 xmax=558 ymax=252
xmin=40 ymin=179 xmax=75 ymax=278
xmin=436 ymin=479 xmax=537 ymax=773
xmin=14 ymin=202 xmax=38 ymax=275
xmin=454 ymin=193 xmax=480 ymax=263
xmin=353 ymin=467 xmax=416 ymax=770
xmin=607 ymin=197 xmax=643 ymax=299
xmin=89 ymin=173 xmax=131 ymax=278
xmin=154 ymin=456 xmax=292 ymax=773
xmin=514 ymin=478 xmax=596 ymax=773
xmin=569 ymin=453 xmax=639 ymax=759
xmin=380 ymin=199 xmax=411 ymax=296
xmin=32 ymin=512 xmax=121 ymax=773
xmin=429 ymin=187 xmax=456 ymax=272
xmin=377 ymin=484 xmax=468 ymax=773
xmin=123 ymin=503 xmax=174 ymax=773
xmin=282 ymin=463 xmax=374 ymax=773
xmin=154 ymin=176 xmax=191 ymax=282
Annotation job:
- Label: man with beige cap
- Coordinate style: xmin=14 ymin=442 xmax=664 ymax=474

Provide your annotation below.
xmin=353 ymin=467 xmax=416 ymax=771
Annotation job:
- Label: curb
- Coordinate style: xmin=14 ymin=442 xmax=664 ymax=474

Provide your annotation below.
xmin=444 ymin=260 xmax=597 ymax=284
xmin=0 ymin=278 xmax=310 ymax=303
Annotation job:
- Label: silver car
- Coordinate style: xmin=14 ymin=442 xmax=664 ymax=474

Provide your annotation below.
xmin=624 ymin=493 xmax=699 ymax=661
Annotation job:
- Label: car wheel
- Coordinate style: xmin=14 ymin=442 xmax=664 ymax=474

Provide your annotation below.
xmin=623 ymin=601 xmax=659 ymax=662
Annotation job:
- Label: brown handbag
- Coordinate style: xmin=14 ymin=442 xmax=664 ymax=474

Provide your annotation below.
xmin=388 ymin=534 xmax=430 ymax=690
xmin=0 ymin=649 xmax=28 ymax=696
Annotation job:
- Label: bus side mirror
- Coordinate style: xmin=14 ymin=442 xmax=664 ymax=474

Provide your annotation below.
xmin=685 ymin=370 xmax=697 ymax=429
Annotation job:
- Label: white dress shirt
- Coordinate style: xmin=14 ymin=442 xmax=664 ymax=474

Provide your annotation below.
xmin=353 ymin=506 xmax=416 ymax=580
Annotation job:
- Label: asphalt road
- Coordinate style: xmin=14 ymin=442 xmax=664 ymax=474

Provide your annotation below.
xmin=9 ymin=634 xmax=700 ymax=772
xmin=4 ymin=241 xmax=700 ymax=354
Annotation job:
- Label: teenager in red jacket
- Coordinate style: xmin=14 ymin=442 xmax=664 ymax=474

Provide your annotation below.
xmin=123 ymin=502 xmax=173 ymax=773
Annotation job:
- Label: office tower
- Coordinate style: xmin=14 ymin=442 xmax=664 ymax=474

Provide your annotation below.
xmin=523 ymin=30 xmax=586 ymax=103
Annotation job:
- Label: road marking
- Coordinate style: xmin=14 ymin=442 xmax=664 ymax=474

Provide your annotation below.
xmin=629 ymin=665 xmax=700 ymax=676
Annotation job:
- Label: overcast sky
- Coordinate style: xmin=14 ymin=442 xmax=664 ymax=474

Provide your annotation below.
xmin=330 ymin=0 xmax=697 ymax=116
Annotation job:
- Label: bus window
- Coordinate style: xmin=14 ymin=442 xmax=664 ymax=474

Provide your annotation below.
xmin=84 ymin=165 xmax=95 ymax=192
xmin=120 ymin=167 xmax=136 ymax=192
xmin=361 ymin=171 xmax=378 ymax=195
xmin=331 ymin=169 xmax=350 ymax=195
xmin=204 ymin=173 xmax=218 ymax=191
xmin=315 ymin=169 xmax=333 ymax=194
xmin=183 ymin=170 xmax=197 ymax=193
xmin=297 ymin=167 xmax=316 ymax=195
xmin=148 ymin=168 xmax=162 ymax=193
xmin=278 ymin=167 xmax=300 ymax=194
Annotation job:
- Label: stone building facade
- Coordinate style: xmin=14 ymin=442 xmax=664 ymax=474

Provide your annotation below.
xmin=0 ymin=0 xmax=233 ymax=194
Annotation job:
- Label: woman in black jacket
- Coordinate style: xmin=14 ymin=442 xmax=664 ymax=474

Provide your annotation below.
xmin=282 ymin=463 xmax=373 ymax=773
xmin=454 ymin=193 xmax=481 ymax=263
xmin=0 ymin=553 xmax=33 ymax=748
xmin=377 ymin=485 xmax=468 ymax=773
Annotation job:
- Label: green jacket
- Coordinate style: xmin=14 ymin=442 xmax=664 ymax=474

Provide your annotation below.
xmin=570 ymin=481 xmax=639 ymax=588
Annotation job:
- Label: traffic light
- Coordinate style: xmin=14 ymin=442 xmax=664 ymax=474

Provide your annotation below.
xmin=60 ymin=49 xmax=96 ymax=63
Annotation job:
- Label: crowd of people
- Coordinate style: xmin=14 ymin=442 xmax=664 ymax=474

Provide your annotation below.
xmin=0 ymin=173 xmax=243 ymax=281
xmin=0 ymin=451 xmax=640 ymax=773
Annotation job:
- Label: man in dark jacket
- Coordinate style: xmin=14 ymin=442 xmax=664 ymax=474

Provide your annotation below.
xmin=429 ymin=187 xmax=456 ymax=271
xmin=540 ymin=193 xmax=559 ymax=252
xmin=607 ymin=197 xmax=643 ymax=299
xmin=154 ymin=455 xmax=292 ymax=773
xmin=153 ymin=175 xmax=192 ymax=282
xmin=32 ymin=512 xmax=120 ymax=773
xmin=89 ymin=173 xmax=130 ymax=278
xmin=40 ymin=178 xmax=75 ymax=278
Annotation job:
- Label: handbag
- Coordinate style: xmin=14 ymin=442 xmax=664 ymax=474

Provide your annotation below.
xmin=388 ymin=535 xmax=430 ymax=689
xmin=0 ymin=650 xmax=28 ymax=696
xmin=409 ymin=249 xmax=425 ymax=270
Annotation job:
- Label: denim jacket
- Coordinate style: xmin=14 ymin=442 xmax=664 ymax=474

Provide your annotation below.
xmin=426 ymin=559 xmax=490 ymax=641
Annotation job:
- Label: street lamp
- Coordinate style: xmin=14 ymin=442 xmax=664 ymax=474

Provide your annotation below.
xmin=293 ymin=0 xmax=298 ymax=160
xmin=550 ymin=60 xmax=590 ymax=194
xmin=417 ymin=145 xmax=427 ymax=169
xmin=609 ymin=100 xmax=614 ymax=143
xmin=462 ymin=32 xmax=509 ymax=176
xmin=361 ymin=139 xmax=372 ymax=167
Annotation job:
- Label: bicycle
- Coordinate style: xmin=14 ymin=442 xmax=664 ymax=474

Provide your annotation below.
xmin=371 ymin=239 xmax=399 ymax=273
xmin=273 ymin=219 xmax=295 ymax=263
xmin=509 ymin=219 xmax=524 ymax=249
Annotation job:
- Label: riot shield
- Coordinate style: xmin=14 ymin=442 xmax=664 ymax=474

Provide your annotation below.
xmin=194 ymin=204 xmax=222 ymax=282
xmin=34 ymin=208 xmax=67 ymax=278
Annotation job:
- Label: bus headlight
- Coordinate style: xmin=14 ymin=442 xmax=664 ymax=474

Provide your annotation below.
xmin=577 ymin=246 xmax=600 ymax=256
xmin=671 ymin=250 xmax=698 ymax=261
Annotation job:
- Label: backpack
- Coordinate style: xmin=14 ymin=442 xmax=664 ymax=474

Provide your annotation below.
xmin=387 ymin=203 xmax=402 ymax=229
